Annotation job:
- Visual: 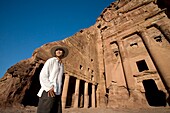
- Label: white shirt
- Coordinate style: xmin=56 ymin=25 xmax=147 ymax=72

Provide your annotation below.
xmin=37 ymin=57 xmax=64 ymax=97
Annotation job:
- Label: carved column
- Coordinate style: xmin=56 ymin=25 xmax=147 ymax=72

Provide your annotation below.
xmin=73 ymin=78 xmax=80 ymax=108
xmin=140 ymin=30 xmax=170 ymax=92
xmin=91 ymin=84 xmax=96 ymax=108
xmin=61 ymin=74 xmax=70 ymax=108
xmin=84 ymin=82 xmax=89 ymax=108
xmin=159 ymin=23 xmax=170 ymax=42
xmin=96 ymin=87 xmax=99 ymax=108
xmin=117 ymin=40 xmax=135 ymax=90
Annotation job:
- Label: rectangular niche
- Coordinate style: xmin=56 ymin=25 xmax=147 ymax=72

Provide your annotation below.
xmin=136 ymin=60 xmax=149 ymax=72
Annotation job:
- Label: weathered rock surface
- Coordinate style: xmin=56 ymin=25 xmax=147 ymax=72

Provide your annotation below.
xmin=0 ymin=0 xmax=170 ymax=110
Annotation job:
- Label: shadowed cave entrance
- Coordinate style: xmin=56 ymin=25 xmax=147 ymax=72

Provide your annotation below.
xmin=65 ymin=78 xmax=93 ymax=108
xmin=65 ymin=76 xmax=76 ymax=108
xmin=78 ymin=81 xmax=92 ymax=108
xmin=142 ymin=79 xmax=166 ymax=106
xmin=21 ymin=64 xmax=43 ymax=106
xmin=78 ymin=80 xmax=85 ymax=108
xmin=157 ymin=0 xmax=170 ymax=18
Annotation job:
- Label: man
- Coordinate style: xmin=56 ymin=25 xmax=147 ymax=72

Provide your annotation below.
xmin=37 ymin=46 xmax=69 ymax=113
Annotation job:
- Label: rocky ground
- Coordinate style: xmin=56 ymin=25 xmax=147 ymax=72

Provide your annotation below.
xmin=0 ymin=106 xmax=170 ymax=113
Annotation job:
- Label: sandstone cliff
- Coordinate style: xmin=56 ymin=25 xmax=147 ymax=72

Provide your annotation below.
xmin=0 ymin=0 xmax=170 ymax=108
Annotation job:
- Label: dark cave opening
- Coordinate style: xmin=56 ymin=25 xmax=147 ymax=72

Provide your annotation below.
xmin=78 ymin=80 xmax=85 ymax=108
xmin=65 ymin=76 xmax=76 ymax=108
xmin=88 ymin=83 xmax=92 ymax=108
xmin=157 ymin=0 xmax=170 ymax=18
xmin=21 ymin=63 xmax=44 ymax=107
xmin=142 ymin=79 xmax=166 ymax=106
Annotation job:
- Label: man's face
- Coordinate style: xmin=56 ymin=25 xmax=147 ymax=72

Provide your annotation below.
xmin=55 ymin=49 xmax=64 ymax=58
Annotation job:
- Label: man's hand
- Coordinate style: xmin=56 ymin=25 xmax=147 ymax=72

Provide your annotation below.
xmin=48 ymin=86 xmax=55 ymax=97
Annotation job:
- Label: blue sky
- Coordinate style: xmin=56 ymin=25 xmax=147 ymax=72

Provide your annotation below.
xmin=0 ymin=0 xmax=114 ymax=78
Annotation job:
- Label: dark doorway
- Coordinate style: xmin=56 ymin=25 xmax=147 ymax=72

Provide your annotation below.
xmin=142 ymin=79 xmax=166 ymax=106
xmin=136 ymin=60 xmax=149 ymax=72
xmin=78 ymin=80 xmax=85 ymax=108
xmin=88 ymin=83 xmax=92 ymax=108
xmin=21 ymin=63 xmax=43 ymax=106
xmin=66 ymin=76 xmax=76 ymax=108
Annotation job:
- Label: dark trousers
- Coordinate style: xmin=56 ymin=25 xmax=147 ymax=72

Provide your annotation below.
xmin=37 ymin=91 xmax=62 ymax=113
